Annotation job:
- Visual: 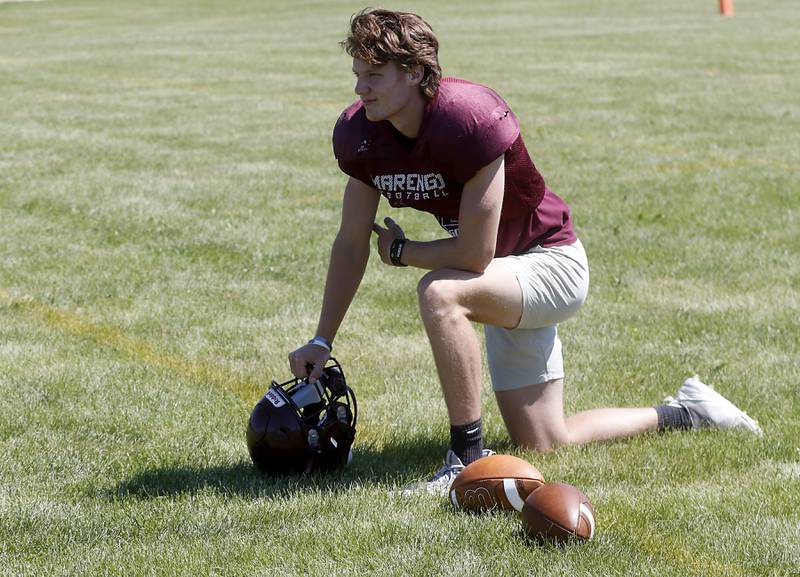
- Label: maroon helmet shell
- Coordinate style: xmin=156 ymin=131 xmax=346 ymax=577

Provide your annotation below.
xmin=247 ymin=359 xmax=357 ymax=474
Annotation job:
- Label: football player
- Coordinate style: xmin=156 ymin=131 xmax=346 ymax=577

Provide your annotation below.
xmin=288 ymin=8 xmax=762 ymax=493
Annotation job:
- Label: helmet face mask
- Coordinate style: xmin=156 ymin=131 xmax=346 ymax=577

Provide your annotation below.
xmin=246 ymin=359 xmax=357 ymax=474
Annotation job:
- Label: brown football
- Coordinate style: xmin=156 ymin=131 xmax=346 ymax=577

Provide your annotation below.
xmin=450 ymin=454 xmax=545 ymax=512
xmin=520 ymin=482 xmax=596 ymax=543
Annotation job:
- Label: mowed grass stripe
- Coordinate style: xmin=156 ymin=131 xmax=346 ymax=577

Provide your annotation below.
xmin=0 ymin=287 xmax=259 ymax=405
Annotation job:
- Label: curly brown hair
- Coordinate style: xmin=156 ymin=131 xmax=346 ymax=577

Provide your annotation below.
xmin=341 ymin=8 xmax=442 ymax=101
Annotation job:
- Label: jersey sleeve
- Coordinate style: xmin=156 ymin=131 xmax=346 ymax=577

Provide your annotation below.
xmin=459 ymin=108 xmax=520 ymax=181
xmin=332 ymin=103 xmax=374 ymax=187
xmin=336 ymin=160 xmax=371 ymax=186
xmin=439 ymin=85 xmax=521 ymax=182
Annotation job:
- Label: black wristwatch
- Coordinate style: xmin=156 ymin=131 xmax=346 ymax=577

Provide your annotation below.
xmin=389 ymin=238 xmax=407 ymax=267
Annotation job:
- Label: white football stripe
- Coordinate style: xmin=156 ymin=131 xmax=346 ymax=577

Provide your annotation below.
xmin=580 ymin=503 xmax=595 ymax=538
xmin=450 ymin=488 xmax=460 ymax=509
xmin=503 ymin=479 xmax=526 ymax=511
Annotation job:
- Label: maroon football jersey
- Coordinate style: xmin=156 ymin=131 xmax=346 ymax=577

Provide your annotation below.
xmin=333 ymin=77 xmax=576 ymax=256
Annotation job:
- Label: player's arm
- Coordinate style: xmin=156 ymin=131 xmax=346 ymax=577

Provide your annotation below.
xmin=375 ymin=155 xmax=504 ymax=274
xmin=288 ymin=177 xmax=380 ymax=381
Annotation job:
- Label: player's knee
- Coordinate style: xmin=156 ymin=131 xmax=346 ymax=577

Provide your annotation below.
xmin=508 ymin=422 xmax=571 ymax=453
xmin=509 ymin=432 xmax=560 ymax=454
xmin=417 ymin=272 xmax=461 ymax=321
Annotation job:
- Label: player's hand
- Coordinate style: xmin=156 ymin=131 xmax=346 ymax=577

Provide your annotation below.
xmin=371 ymin=217 xmax=406 ymax=265
xmin=288 ymin=343 xmax=330 ymax=383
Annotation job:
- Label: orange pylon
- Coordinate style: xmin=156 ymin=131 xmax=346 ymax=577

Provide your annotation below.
xmin=719 ymin=0 xmax=734 ymax=16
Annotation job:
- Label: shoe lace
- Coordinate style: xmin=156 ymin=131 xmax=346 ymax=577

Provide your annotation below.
xmin=428 ymin=463 xmax=463 ymax=488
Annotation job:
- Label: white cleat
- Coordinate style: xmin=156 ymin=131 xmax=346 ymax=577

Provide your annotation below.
xmin=665 ymin=376 xmax=763 ymax=435
xmin=396 ymin=448 xmax=495 ymax=496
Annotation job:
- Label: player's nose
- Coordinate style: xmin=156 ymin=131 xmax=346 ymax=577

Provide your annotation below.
xmin=354 ymin=77 xmax=369 ymax=95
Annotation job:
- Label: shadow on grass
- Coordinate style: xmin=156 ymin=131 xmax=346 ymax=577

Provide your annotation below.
xmin=112 ymin=435 xmax=450 ymax=500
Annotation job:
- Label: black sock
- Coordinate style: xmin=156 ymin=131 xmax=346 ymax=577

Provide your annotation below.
xmin=655 ymin=404 xmax=693 ymax=431
xmin=450 ymin=418 xmax=483 ymax=465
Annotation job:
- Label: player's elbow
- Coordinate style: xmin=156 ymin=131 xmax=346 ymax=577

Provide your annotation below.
xmin=456 ymin=222 xmax=499 ymax=274
xmin=460 ymin=244 xmax=495 ymax=274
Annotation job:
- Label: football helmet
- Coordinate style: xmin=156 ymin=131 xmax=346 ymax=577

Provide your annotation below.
xmin=246 ymin=358 xmax=357 ymax=474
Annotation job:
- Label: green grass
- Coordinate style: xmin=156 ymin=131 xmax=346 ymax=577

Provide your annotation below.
xmin=1 ymin=0 xmax=799 ymax=575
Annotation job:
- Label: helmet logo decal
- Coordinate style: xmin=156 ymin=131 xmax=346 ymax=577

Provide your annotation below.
xmin=265 ymin=388 xmax=286 ymax=408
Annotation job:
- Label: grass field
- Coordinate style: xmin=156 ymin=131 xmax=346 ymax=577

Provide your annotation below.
xmin=1 ymin=0 xmax=799 ymax=575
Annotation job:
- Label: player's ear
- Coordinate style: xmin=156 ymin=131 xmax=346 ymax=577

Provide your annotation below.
xmin=407 ymin=64 xmax=423 ymax=86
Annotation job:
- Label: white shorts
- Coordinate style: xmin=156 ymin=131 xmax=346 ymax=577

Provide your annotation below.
xmin=484 ymin=239 xmax=589 ymax=391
